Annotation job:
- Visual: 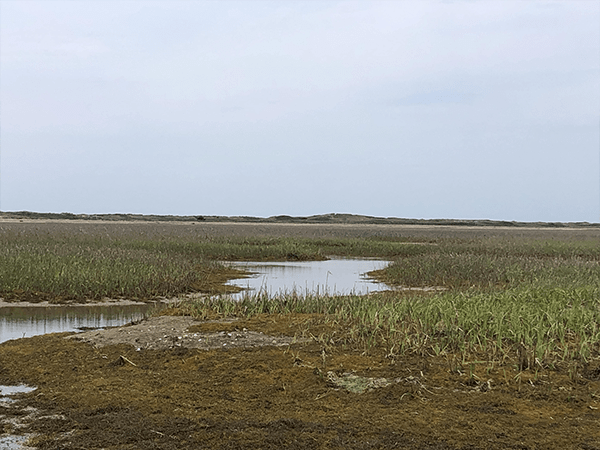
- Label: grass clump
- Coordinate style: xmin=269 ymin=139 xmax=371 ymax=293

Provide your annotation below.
xmin=374 ymin=238 xmax=600 ymax=291
xmin=0 ymin=230 xmax=247 ymax=302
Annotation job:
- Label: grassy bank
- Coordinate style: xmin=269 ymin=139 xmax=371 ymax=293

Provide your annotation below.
xmin=0 ymin=238 xmax=245 ymax=302
xmin=175 ymin=286 xmax=600 ymax=367
xmin=373 ymin=238 xmax=600 ymax=290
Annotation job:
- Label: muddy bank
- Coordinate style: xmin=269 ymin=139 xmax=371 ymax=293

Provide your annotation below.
xmin=0 ymin=314 xmax=598 ymax=449
xmin=0 ymin=299 xmax=150 ymax=308
xmin=0 ymin=296 xmax=202 ymax=308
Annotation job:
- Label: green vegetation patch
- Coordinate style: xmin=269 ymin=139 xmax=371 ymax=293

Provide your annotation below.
xmin=174 ymin=285 xmax=600 ymax=366
xmin=0 ymin=230 xmax=248 ymax=302
xmin=375 ymin=238 xmax=600 ymax=291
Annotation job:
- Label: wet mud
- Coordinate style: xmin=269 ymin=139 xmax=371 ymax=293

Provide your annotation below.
xmin=0 ymin=314 xmax=599 ymax=449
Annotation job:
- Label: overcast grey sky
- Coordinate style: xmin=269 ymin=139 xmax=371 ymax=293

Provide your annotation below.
xmin=1 ymin=0 xmax=599 ymax=221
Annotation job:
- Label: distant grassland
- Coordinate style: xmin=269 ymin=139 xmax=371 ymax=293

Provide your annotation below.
xmin=2 ymin=221 xmax=599 ymax=366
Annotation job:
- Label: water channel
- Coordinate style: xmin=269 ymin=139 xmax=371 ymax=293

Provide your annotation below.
xmin=0 ymin=258 xmax=390 ymax=344
xmin=0 ymin=304 xmax=152 ymax=345
xmin=227 ymin=258 xmax=390 ymax=299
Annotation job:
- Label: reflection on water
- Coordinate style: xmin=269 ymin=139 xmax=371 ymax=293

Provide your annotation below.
xmin=227 ymin=258 xmax=390 ymax=299
xmin=0 ymin=304 xmax=151 ymax=344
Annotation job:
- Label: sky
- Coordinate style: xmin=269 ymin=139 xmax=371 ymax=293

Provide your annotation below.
xmin=1 ymin=0 xmax=599 ymax=222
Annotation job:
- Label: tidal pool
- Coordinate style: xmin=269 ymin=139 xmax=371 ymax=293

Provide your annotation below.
xmin=0 ymin=304 xmax=151 ymax=344
xmin=227 ymin=258 xmax=390 ymax=299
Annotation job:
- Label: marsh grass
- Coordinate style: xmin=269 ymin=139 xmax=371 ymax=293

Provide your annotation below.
xmin=374 ymin=238 xmax=600 ymax=291
xmin=127 ymin=235 xmax=429 ymax=261
xmin=178 ymin=285 xmax=600 ymax=367
xmin=0 ymin=229 xmax=422 ymax=302
xmin=0 ymin=230 xmax=247 ymax=302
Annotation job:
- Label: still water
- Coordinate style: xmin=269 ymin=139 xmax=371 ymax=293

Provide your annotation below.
xmin=227 ymin=258 xmax=390 ymax=299
xmin=0 ymin=304 xmax=151 ymax=344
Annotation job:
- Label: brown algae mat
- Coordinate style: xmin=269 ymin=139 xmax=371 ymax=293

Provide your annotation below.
xmin=0 ymin=313 xmax=599 ymax=449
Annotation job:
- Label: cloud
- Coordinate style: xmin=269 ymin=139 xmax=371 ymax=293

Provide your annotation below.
xmin=1 ymin=0 xmax=598 ymax=221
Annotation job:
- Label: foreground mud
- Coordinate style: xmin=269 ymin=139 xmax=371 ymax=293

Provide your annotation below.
xmin=0 ymin=314 xmax=599 ymax=449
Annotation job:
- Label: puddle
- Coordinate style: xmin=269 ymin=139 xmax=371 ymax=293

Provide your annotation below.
xmin=0 ymin=386 xmax=36 ymax=397
xmin=0 ymin=385 xmax=37 ymax=449
xmin=227 ymin=258 xmax=390 ymax=299
xmin=0 ymin=435 xmax=33 ymax=450
xmin=0 ymin=385 xmax=37 ymax=405
xmin=0 ymin=304 xmax=151 ymax=344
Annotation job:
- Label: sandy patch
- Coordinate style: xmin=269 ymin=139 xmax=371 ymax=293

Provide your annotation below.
xmin=68 ymin=315 xmax=303 ymax=350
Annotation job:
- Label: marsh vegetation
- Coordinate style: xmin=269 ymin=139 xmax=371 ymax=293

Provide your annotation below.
xmin=0 ymin=226 xmax=426 ymax=302
xmin=0 ymin=221 xmax=599 ymax=449
xmin=2 ymin=223 xmax=599 ymax=367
